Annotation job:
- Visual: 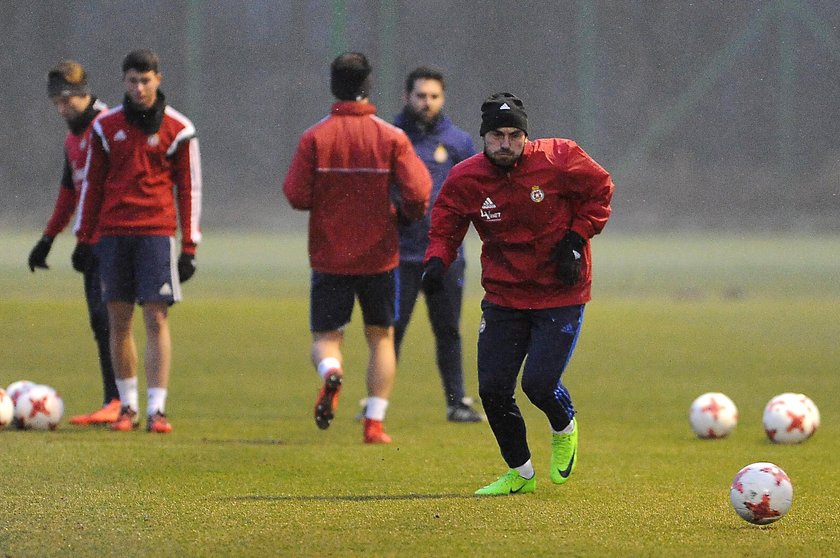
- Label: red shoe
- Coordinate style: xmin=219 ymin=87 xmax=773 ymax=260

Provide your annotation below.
xmin=70 ymin=399 xmax=122 ymax=425
xmin=147 ymin=411 xmax=173 ymax=434
xmin=314 ymin=372 xmax=342 ymax=430
xmin=363 ymin=418 xmax=392 ymax=444
xmin=110 ymin=406 xmax=139 ymax=431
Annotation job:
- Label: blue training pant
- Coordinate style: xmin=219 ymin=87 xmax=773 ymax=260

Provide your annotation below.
xmin=393 ymin=259 xmax=466 ymax=406
xmin=477 ymin=301 xmax=584 ymax=468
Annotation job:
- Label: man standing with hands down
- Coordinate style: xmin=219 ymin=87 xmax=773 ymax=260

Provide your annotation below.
xmin=423 ymin=93 xmax=613 ymax=494
xmin=392 ymin=66 xmax=481 ymax=423
xmin=74 ymin=49 xmax=202 ymax=434
xmin=284 ymin=53 xmax=431 ymax=444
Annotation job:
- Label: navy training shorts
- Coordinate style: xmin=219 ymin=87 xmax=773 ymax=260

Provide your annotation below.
xmin=97 ymin=235 xmax=180 ymax=305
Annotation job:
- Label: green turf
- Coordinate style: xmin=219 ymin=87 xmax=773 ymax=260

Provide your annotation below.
xmin=1 ymin=231 xmax=838 ymax=556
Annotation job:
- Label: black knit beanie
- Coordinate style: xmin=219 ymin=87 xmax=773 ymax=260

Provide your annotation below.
xmin=479 ymin=92 xmax=528 ymax=136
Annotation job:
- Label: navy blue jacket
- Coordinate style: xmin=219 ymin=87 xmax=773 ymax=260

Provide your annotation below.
xmin=394 ymin=110 xmax=476 ymax=262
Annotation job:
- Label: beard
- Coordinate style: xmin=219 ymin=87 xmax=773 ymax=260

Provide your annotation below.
xmin=408 ymin=105 xmax=440 ymax=127
xmin=484 ymin=146 xmax=519 ymax=168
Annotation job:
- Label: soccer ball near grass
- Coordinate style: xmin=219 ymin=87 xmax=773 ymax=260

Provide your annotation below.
xmin=730 ymin=462 xmax=793 ymax=525
xmin=797 ymin=393 xmax=820 ymax=430
xmin=0 ymin=389 xmax=13 ymax=428
xmin=6 ymin=380 xmax=35 ymax=406
xmin=689 ymin=392 xmax=738 ymax=438
xmin=763 ymin=393 xmax=817 ymax=444
xmin=13 ymin=384 xmax=64 ymax=430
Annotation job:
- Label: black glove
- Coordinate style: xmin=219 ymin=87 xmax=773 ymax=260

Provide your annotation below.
xmin=550 ymin=231 xmax=585 ymax=286
xmin=421 ymin=257 xmax=445 ymax=294
xmin=178 ymin=252 xmax=196 ymax=283
xmin=71 ymin=243 xmax=93 ymax=273
xmin=28 ymin=235 xmax=54 ymax=272
xmin=395 ymin=207 xmax=413 ymax=227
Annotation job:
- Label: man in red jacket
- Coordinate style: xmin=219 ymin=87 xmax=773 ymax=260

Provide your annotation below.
xmin=283 ymin=52 xmax=431 ymax=444
xmin=74 ymin=49 xmax=202 ymax=434
xmin=423 ymin=93 xmax=613 ymax=494
xmin=28 ymin=60 xmax=120 ymax=425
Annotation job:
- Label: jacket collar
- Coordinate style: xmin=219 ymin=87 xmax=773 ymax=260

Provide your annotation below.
xmin=331 ymin=100 xmax=377 ymax=116
xmin=123 ymin=90 xmax=166 ymax=134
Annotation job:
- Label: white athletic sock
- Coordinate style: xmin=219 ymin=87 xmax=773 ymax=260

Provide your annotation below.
xmin=115 ymin=377 xmax=139 ymax=412
xmin=147 ymin=387 xmax=168 ymax=416
xmin=365 ymin=396 xmax=389 ymax=421
xmin=553 ymin=418 xmax=576 ymax=436
xmin=317 ymin=357 xmax=342 ymax=379
xmin=515 ymin=460 xmax=535 ymax=479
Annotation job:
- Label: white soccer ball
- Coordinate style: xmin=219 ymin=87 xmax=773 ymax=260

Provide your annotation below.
xmin=6 ymin=380 xmax=35 ymax=406
xmin=689 ymin=392 xmax=738 ymax=438
xmin=13 ymin=384 xmax=64 ymax=430
xmin=763 ymin=393 xmax=817 ymax=444
xmin=797 ymin=393 xmax=820 ymax=431
xmin=730 ymin=462 xmax=793 ymax=525
xmin=0 ymin=388 xmax=14 ymax=428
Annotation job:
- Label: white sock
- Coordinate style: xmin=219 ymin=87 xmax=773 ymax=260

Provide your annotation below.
xmin=365 ymin=396 xmax=389 ymax=421
xmin=515 ymin=460 xmax=535 ymax=479
xmin=317 ymin=357 xmax=342 ymax=379
xmin=147 ymin=387 xmax=168 ymax=416
xmin=553 ymin=418 xmax=576 ymax=436
xmin=115 ymin=378 xmax=139 ymax=412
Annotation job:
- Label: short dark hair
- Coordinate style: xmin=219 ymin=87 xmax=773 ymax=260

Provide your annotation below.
xmin=330 ymin=52 xmax=372 ymax=101
xmin=122 ymin=49 xmax=160 ymax=74
xmin=405 ymin=66 xmax=445 ymax=94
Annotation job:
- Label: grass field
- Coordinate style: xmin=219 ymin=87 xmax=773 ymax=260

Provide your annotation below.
xmin=1 ymin=230 xmax=838 ymax=557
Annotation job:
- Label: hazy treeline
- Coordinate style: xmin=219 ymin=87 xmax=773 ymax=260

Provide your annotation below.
xmin=1 ymin=0 xmax=838 ymax=232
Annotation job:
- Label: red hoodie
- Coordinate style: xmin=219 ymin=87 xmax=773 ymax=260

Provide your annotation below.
xmin=425 ymin=138 xmax=613 ymax=309
xmin=283 ymin=101 xmax=431 ymax=275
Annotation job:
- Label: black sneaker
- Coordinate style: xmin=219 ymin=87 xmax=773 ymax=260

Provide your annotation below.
xmin=447 ymin=403 xmax=484 ymax=423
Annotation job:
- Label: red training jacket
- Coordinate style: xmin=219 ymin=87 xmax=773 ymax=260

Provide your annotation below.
xmin=43 ymin=99 xmax=107 ymax=240
xmin=283 ymin=101 xmax=432 ymax=275
xmin=425 ymin=138 xmax=614 ymax=309
xmin=75 ymin=104 xmax=202 ymax=254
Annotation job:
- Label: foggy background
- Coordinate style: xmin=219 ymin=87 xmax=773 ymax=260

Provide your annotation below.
xmin=2 ymin=0 xmax=838 ymax=233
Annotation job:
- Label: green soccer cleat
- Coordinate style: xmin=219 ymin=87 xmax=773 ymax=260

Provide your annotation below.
xmin=475 ymin=469 xmax=536 ymax=496
xmin=550 ymin=418 xmax=578 ymax=484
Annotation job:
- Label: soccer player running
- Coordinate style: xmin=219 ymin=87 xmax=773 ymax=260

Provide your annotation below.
xmin=27 ymin=60 xmax=120 ymax=425
xmin=423 ymin=93 xmax=613 ymax=494
xmin=283 ymin=52 xmax=432 ymax=444
xmin=392 ymin=66 xmax=483 ymax=423
xmin=73 ymin=49 xmax=202 ymax=434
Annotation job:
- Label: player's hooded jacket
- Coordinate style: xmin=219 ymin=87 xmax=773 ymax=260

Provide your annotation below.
xmin=284 ymin=101 xmax=432 ymax=275
xmin=425 ymin=138 xmax=613 ymax=309
xmin=393 ymin=109 xmax=475 ymax=263
xmin=75 ymin=92 xmax=202 ymax=255
xmin=43 ymin=98 xmax=107 ymax=240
